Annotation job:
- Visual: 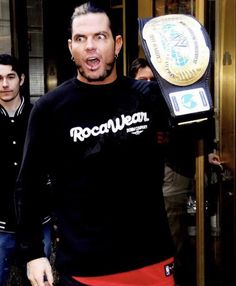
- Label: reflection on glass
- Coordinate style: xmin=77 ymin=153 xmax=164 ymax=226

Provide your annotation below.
xmin=27 ymin=0 xmax=44 ymax=98
xmin=155 ymin=0 xmax=195 ymax=16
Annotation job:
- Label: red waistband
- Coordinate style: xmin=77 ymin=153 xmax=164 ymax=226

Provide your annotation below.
xmin=72 ymin=257 xmax=174 ymax=286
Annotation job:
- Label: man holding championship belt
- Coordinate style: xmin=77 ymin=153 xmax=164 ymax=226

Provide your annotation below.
xmin=15 ymin=2 xmax=175 ymax=286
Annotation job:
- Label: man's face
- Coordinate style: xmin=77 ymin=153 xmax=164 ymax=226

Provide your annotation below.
xmin=68 ymin=12 xmax=122 ymax=85
xmin=135 ymin=66 xmax=155 ymax=82
xmin=0 ymin=65 xmax=24 ymax=104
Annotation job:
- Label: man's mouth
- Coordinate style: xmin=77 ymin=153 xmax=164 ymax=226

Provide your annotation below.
xmin=86 ymin=57 xmax=100 ymax=71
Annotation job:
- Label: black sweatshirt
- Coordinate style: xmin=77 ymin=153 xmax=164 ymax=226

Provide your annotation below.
xmin=15 ymin=76 xmax=174 ymax=276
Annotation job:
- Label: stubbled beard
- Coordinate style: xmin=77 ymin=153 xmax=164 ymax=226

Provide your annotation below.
xmin=76 ymin=60 xmax=115 ymax=82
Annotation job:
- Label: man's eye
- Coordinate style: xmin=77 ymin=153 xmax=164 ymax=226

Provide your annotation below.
xmin=75 ymin=36 xmax=85 ymax=42
xmin=97 ymin=34 xmax=106 ymax=40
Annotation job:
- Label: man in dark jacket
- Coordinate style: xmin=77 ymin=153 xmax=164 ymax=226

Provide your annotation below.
xmin=0 ymin=53 xmax=52 ymax=286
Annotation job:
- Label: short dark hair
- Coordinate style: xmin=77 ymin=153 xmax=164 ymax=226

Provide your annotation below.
xmin=70 ymin=1 xmax=120 ymax=38
xmin=0 ymin=53 xmax=23 ymax=78
xmin=129 ymin=58 xmax=151 ymax=79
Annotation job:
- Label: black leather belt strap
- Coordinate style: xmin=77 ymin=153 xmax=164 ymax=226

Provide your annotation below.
xmin=138 ymin=14 xmax=214 ymax=127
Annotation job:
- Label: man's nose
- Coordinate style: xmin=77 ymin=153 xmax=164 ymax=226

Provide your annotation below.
xmin=86 ymin=38 xmax=96 ymax=50
xmin=2 ymin=77 xmax=9 ymax=87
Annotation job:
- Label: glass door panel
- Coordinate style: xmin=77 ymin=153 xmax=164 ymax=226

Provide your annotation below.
xmin=0 ymin=0 xmax=11 ymax=54
xmin=155 ymin=0 xmax=195 ymax=16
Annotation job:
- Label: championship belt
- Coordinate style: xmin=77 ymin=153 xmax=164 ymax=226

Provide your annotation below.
xmin=139 ymin=14 xmax=213 ymax=127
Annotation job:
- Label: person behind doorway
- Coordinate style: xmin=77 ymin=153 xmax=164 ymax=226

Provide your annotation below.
xmin=0 ymin=53 xmax=52 ymax=286
xmin=15 ymin=2 xmax=175 ymax=286
xmin=129 ymin=57 xmax=221 ymax=286
xmin=129 ymin=57 xmax=155 ymax=82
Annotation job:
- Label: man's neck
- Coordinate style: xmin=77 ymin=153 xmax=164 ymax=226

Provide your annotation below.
xmin=0 ymin=96 xmax=22 ymax=116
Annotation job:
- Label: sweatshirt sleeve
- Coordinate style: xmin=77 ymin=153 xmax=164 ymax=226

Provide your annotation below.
xmin=15 ymin=102 xmax=51 ymax=262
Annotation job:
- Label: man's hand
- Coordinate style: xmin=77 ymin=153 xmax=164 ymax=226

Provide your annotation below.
xmin=208 ymin=153 xmax=221 ymax=165
xmin=27 ymin=257 xmax=54 ymax=286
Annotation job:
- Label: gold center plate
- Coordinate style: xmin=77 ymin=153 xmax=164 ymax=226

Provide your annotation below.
xmin=142 ymin=14 xmax=210 ymax=86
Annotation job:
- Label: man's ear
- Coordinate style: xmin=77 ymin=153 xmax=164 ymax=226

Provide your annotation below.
xmin=20 ymin=74 xmax=25 ymax=86
xmin=68 ymin=39 xmax=73 ymax=57
xmin=115 ymin=35 xmax=123 ymax=56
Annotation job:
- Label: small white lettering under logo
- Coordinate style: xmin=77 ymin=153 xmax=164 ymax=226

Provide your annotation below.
xmin=127 ymin=125 xmax=148 ymax=135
